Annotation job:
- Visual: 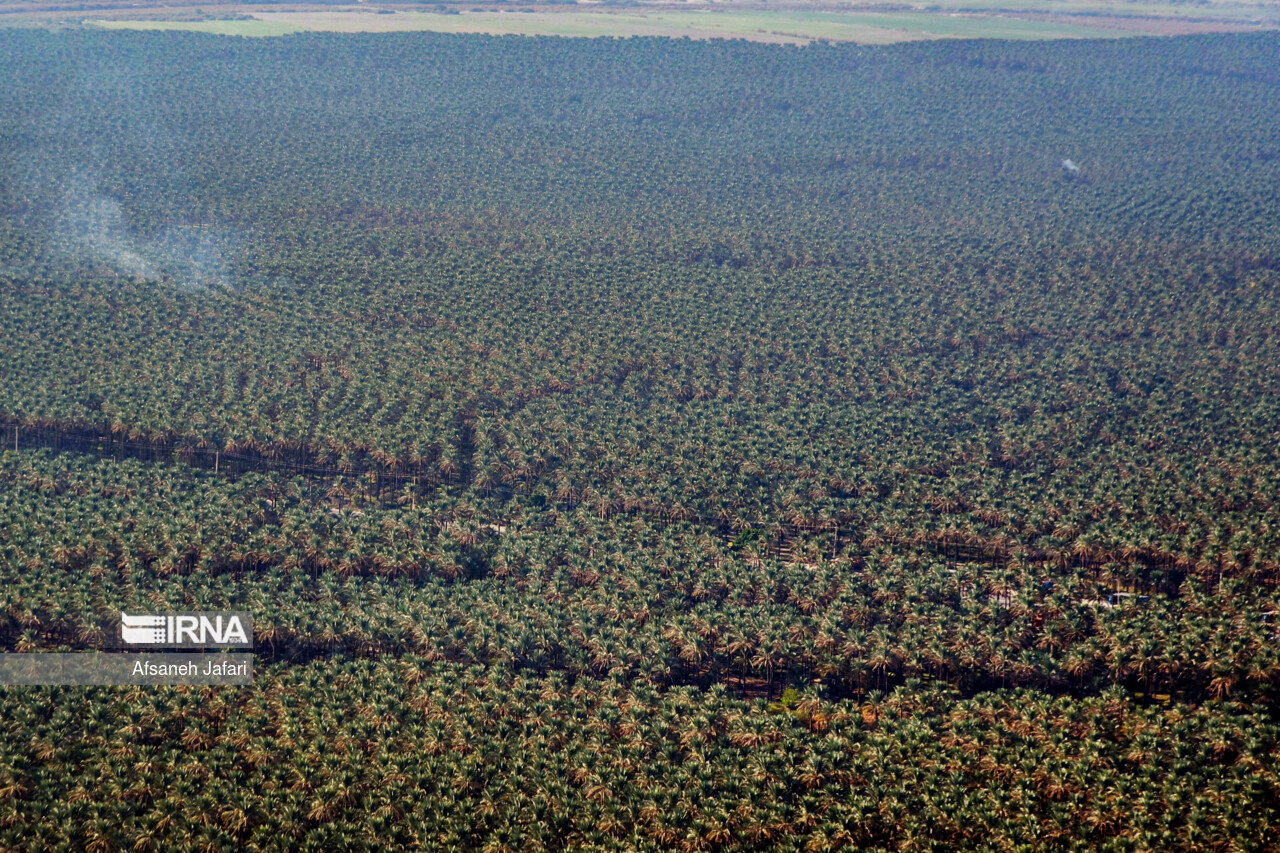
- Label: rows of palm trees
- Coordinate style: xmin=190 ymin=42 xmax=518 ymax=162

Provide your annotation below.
xmin=3 ymin=451 xmax=1277 ymax=704
xmin=3 ymin=231 xmax=1278 ymax=591
xmin=1 ymin=25 xmax=1278 ymax=851
xmin=1 ymin=28 xmax=1278 ymax=564
xmin=2 ymin=659 xmax=1276 ymax=852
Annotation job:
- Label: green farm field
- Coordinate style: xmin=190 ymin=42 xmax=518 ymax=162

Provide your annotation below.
xmin=250 ymin=9 xmax=1133 ymax=42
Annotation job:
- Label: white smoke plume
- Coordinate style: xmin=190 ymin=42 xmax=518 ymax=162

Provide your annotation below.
xmin=54 ymin=173 xmax=238 ymax=290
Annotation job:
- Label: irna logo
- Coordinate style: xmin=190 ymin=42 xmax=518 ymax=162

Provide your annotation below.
xmin=120 ymin=612 xmax=253 ymax=648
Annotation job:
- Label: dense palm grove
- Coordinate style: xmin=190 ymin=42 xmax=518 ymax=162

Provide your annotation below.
xmin=1 ymin=27 xmax=1278 ymax=851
